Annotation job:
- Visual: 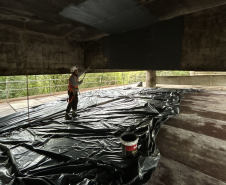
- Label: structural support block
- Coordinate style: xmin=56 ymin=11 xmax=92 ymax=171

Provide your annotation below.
xmin=146 ymin=70 xmax=156 ymax=87
xmin=0 ymin=26 xmax=84 ymax=76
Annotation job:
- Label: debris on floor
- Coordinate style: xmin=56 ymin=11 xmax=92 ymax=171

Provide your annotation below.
xmin=0 ymin=87 xmax=201 ymax=185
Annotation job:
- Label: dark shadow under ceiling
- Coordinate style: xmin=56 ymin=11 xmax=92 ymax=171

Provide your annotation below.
xmin=0 ymin=0 xmax=226 ymax=42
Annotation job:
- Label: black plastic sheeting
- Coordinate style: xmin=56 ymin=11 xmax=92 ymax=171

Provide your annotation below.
xmin=0 ymin=87 xmax=202 ymax=185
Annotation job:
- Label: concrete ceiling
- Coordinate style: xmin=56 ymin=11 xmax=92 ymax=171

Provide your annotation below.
xmin=1 ymin=0 xmax=226 ymax=42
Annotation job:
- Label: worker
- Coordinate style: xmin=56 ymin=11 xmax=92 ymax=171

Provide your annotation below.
xmin=65 ymin=65 xmax=90 ymax=120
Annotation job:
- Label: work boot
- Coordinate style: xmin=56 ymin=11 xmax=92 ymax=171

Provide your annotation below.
xmin=65 ymin=114 xmax=72 ymax=120
xmin=72 ymin=112 xmax=78 ymax=117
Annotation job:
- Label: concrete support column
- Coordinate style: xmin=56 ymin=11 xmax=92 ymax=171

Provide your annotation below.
xmin=146 ymin=70 xmax=156 ymax=87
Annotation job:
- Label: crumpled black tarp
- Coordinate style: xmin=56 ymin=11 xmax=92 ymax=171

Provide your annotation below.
xmin=0 ymin=87 xmax=202 ymax=185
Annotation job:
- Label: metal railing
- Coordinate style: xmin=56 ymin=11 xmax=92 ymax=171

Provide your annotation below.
xmin=0 ymin=74 xmax=146 ymax=101
xmin=0 ymin=78 xmax=68 ymax=101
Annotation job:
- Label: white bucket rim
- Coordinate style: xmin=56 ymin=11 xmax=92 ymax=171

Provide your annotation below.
xmin=120 ymin=133 xmax=138 ymax=146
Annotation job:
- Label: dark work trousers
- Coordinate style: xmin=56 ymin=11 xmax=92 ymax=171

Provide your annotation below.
xmin=66 ymin=91 xmax=78 ymax=113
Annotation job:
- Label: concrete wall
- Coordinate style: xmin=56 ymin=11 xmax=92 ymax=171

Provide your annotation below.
xmin=181 ymin=5 xmax=226 ymax=71
xmin=190 ymin=71 xmax=226 ymax=76
xmin=157 ymin=76 xmax=226 ymax=86
xmin=0 ymin=26 xmax=84 ymax=76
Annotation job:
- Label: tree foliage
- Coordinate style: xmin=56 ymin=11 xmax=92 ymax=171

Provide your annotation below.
xmin=0 ymin=71 xmax=189 ymax=99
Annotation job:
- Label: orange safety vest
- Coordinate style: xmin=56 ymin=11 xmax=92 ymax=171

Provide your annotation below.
xmin=67 ymin=74 xmax=79 ymax=103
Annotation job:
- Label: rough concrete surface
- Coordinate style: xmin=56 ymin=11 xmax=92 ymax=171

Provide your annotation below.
xmin=0 ymin=103 xmax=16 ymax=117
xmin=148 ymin=90 xmax=226 ymax=184
xmin=0 ymin=26 xmax=84 ymax=76
xmin=0 ymin=0 xmax=225 ymax=40
xmin=157 ymin=125 xmax=226 ymax=182
xmin=148 ymin=157 xmax=226 ymax=185
xmin=0 ymin=0 xmax=108 ymax=41
xmin=1 ymin=1 xmax=226 ymax=76
xmin=181 ymin=5 xmax=226 ymax=71
xmin=83 ymin=4 xmax=226 ymax=72
xmin=2 ymin=3 xmax=226 ymax=75
xmin=157 ymin=76 xmax=226 ymax=86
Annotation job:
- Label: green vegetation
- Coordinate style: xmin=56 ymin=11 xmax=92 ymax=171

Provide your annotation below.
xmin=0 ymin=71 xmax=189 ymax=99
xmin=0 ymin=75 xmax=70 ymax=99
xmin=80 ymin=71 xmax=146 ymax=89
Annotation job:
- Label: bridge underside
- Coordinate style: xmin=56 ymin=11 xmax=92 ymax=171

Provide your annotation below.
xmin=1 ymin=1 xmax=226 ymax=185
xmin=1 ymin=0 xmax=226 ymax=75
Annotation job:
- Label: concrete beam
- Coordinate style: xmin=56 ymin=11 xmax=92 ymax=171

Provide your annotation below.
xmin=0 ymin=26 xmax=84 ymax=76
xmin=84 ymin=17 xmax=183 ymax=70
xmin=2 ymin=5 xmax=226 ymax=76
xmin=181 ymin=5 xmax=226 ymax=71
xmin=0 ymin=26 xmax=139 ymax=76
xmin=84 ymin=5 xmax=226 ymax=71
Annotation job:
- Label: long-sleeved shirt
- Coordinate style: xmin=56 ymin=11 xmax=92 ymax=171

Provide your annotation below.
xmin=68 ymin=70 xmax=85 ymax=94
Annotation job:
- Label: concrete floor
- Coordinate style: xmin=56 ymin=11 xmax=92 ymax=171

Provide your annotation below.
xmin=147 ymin=90 xmax=226 ymax=185
xmin=0 ymin=93 xmax=68 ymax=117
xmin=0 ymin=84 xmax=128 ymax=118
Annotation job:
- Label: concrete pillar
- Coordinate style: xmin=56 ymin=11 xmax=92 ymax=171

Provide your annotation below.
xmin=146 ymin=70 xmax=156 ymax=87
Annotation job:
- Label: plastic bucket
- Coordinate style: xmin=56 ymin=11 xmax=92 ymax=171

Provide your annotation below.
xmin=120 ymin=132 xmax=138 ymax=158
